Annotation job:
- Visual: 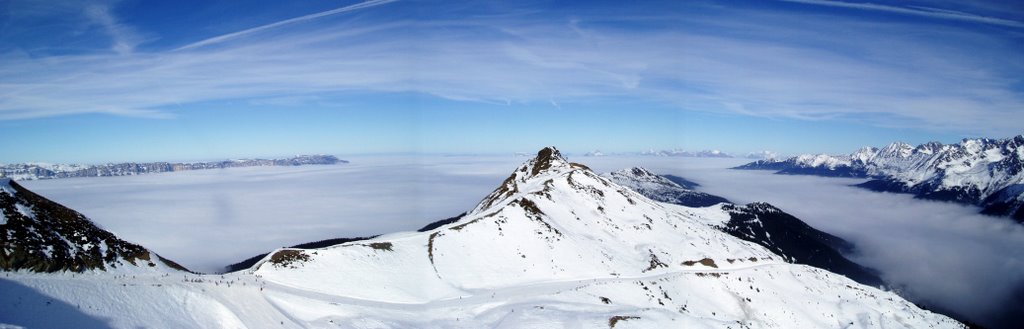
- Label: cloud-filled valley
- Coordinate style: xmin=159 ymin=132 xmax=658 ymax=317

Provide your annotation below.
xmin=20 ymin=156 xmax=524 ymax=273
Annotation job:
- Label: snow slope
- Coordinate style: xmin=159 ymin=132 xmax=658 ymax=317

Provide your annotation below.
xmin=602 ymin=168 xmax=884 ymax=288
xmin=1 ymin=149 xmax=963 ymax=328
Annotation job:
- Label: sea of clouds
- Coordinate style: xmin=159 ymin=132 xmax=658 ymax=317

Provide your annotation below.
xmin=20 ymin=156 xmax=525 ymax=272
xmin=20 ymin=154 xmax=1022 ymax=328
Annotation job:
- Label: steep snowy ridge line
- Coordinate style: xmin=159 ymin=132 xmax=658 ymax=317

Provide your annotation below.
xmin=735 ymin=135 xmax=1024 ymax=222
xmin=1 ymin=147 xmax=964 ymax=328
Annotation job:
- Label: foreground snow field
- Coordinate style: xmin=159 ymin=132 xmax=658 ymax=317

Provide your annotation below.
xmin=2 ymin=259 xmax=957 ymax=328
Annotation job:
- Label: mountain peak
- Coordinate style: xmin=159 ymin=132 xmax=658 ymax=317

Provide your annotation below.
xmin=879 ymin=142 xmax=913 ymax=157
xmin=470 ymin=147 xmax=588 ymax=214
xmin=529 ymin=146 xmax=569 ymax=176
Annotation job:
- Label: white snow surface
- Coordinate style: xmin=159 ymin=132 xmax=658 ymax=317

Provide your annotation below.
xmin=1 ymin=148 xmax=962 ymax=328
xmin=793 ymin=153 xmax=853 ymax=169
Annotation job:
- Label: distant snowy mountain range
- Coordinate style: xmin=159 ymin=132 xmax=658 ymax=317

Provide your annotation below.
xmin=0 ymin=155 xmax=345 ymax=181
xmin=0 ymin=147 xmax=963 ymax=328
xmin=735 ymin=135 xmax=1024 ymax=222
xmin=640 ymin=148 xmax=734 ymax=158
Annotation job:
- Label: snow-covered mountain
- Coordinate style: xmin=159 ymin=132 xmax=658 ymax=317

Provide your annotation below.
xmin=583 ymin=150 xmax=606 ymax=157
xmin=0 ymin=148 xmax=963 ymax=328
xmin=0 ymin=155 xmax=345 ymax=181
xmin=603 ymin=167 xmax=884 ymax=288
xmin=0 ymin=178 xmax=187 ymax=273
xmin=745 ymin=150 xmax=779 ymax=160
xmin=736 ymin=135 xmax=1024 ymax=222
xmin=602 ymin=167 xmax=729 ymax=207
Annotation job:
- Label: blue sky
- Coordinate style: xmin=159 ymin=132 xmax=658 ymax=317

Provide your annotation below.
xmin=1 ymin=0 xmax=1022 ymax=163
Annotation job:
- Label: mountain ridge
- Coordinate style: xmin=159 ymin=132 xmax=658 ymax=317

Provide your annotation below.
xmin=735 ymin=135 xmax=1024 ymax=222
xmin=0 ymin=154 xmax=346 ymax=181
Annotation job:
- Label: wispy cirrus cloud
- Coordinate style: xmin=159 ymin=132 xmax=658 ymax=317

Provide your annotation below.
xmin=174 ymin=0 xmax=398 ymax=51
xmin=83 ymin=3 xmax=143 ymax=55
xmin=780 ymin=0 xmax=1024 ymax=28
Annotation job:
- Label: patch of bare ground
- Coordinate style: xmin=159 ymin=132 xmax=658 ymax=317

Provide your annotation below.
xmin=367 ymin=242 xmax=393 ymax=251
xmin=681 ymin=258 xmax=718 ymax=268
xmin=269 ymin=250 xmax=310 ymax=268
xmin=609 ymin=315 xmax=640 ymax=328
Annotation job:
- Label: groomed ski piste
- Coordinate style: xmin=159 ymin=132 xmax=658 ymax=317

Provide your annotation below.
xmin=1 ymin=148 xmax=964 ymax=328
